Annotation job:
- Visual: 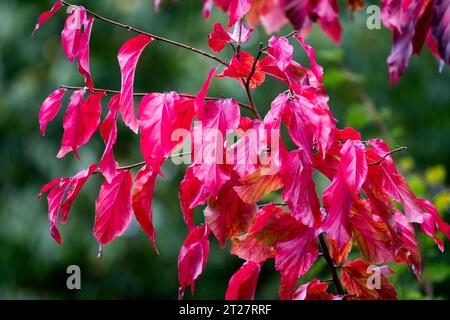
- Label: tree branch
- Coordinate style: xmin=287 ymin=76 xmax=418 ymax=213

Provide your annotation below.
xmin=60 ymin=1 xmax=228 ymax=66
xmin=58 ymin=84 xmax=253 ymax=111
xmin=368 ymin=146 xmax=407 ymax=165
xmin=318 ymin=233 xmax=345 ymax=295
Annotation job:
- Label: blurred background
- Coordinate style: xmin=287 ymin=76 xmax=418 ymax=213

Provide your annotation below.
xmin=0 ymin=0 xmax=449 ymax=299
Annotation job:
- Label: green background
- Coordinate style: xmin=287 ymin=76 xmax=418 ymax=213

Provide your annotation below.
xmin=0 ymin=0 xmax=449 ymax=299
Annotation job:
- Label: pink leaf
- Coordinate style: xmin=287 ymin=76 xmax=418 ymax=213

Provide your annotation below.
xmin=100 ymin=95 xmax=120 ymax=183
xmin=60 ymin=163 xmax=98 ymax=224
xmin=178 ymin=225 xmax=210 ymax=298
xmin=267 ymin=36 xmax=294 ymax=72
xmin=179 ymin=165 xmax=209 ymax=230
xmin=225 ymin=261 xmax=261 ymax=300
xmin=276 ymin=226 xmax=319 ymax=299
xmin=323 ymin=140 xmax=368 ymax=249
xmin=61 ymin=6 xmax=87 ymax=64
xmin=292 ymin=279 xmax=336 ymax=300
xmin=39 ymin=88 xmax=67 ymax=136
xmin=281 ymin=150 xmax=322 ymax=227
xmin=94 ymin=170 xmax=133 ymax=245
xmin=208 ymin=23 xmax=232 ymax=52
xmin=139 ymin=92 xmax=177 ymax=174
xmin=77 ymin=17 xmax=94 ymax=90
xmin=33 ymin=1 xmax=63 ymax=36
xmin=132 ymin=166 xmax=158 ymax=252
xmin=228 ymin=0 xmax=252 ymax=27
xmin=57 ymin=90 xmax=105 ymax=159
xmin=44 ymin=178 xmax=71 ymax=244
xmin=118 ymin=34 xmax=153 ymax=133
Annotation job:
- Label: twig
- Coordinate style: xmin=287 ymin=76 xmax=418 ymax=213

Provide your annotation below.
xmin=58 ymin=85 xmax=253 ymax=111
xmin=368 ymin=146 xmax=407 ymax=165
xmin=60 ymin=1 xmax=228 ymax=66
xmin=318 ymin=233 xmax=345 ymax=295
xmin=245 ymin=42 xmax=263 ymax=88
xmin=93 ymin=152 xmax=192 ymax=174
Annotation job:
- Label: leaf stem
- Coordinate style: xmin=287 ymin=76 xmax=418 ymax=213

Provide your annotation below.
xmin=368 ymin=146 xmax=407 ymax=165
xmin=60 ymin=1 xmax=228 ymax=66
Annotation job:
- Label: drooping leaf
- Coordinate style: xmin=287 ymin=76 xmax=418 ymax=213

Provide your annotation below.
xmin=132 ymin=166 xmax=158 ymax=252
xmin=33 ymin=1 xmax=64 ymax=36
xmin=100 ymin=95 xmax=120 ymax=183
xmin=431 ymin=0 xmax=450 ymax=64
xmin=228 ymin=0 xmax=252 ymax=27
xmin=225 ymin=261 xmax=261 ymax=300
xmin=179 ymin=165 xmax=209 ymax=230
xmin=94 ymin=170 xmax=133 ymax=245
xmin=39 ymin=88 xmax=67 ymax=136
xmin=77 ymin=17 xmax=94 ymax=90
xmin=267 ymin=36 xmax=294 ymax=72
xmin=323 ymin=140 xmax=368 ymax=249
xmin=57 ymin=90 xmax=105 ymax=159
xmin=118 ymin=34 xmax=153 ymax=133
xmin=178 ymin=225 xmax=210 ymax=298
xmin=61 ymin=6 xmax=87 ymax=64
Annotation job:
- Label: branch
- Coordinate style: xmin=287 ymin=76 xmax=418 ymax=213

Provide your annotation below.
xmin=58 ymin=85 xmax=253 ymax=111
xmin=60 ymin=1 xmax=228 ymax=66
xmin=318 ymin=233 xmax=345 ymax=295
xmin=368 ymin=146 xmax=407 ymax=166
xmin=93 ymin=152 xmax=191 ymax=174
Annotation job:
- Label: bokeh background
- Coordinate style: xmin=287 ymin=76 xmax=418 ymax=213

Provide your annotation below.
xmin=1 ymin=0 xmax=449 ymax=299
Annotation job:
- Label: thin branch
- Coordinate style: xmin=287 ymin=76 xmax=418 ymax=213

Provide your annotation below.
xmin=93 ymin=152 xmax=191 ymax=174
xmin=368 ymin=146 xmax=407 ymax=165
xmin=58 ymin=85 xmax=253 ymax=110
xmin=245 ymin=42 xmax=263 ymax=88
xmin=258 ymin=202 xmax=289 ymax=208
xmin=60 ymin=1 xmax=228 ymax=66
xmin=318 ymin=233 xmax=345 ymax=295
xmin=244 ymin=83 xmax=261 ymax=119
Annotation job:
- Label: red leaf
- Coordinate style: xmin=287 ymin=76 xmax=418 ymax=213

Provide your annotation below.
xmin=217 ymin=51 xmax=265 ymax=88
xmin=350 ymin=199 xmax=396 ymax=265
xmin=292 ymin=279 xmax=336 ymax=300
xmin=281 ymin=150 xmax=322 ymax=227
xmin=100 ymin=95 xmax=120 ymax=183
xmin=314 ymin=0 xmax=342 ymax=44
xmin=323 ymin=140 xmax=368 ymax=249
xmin=341 ymin=259 xmax=397 ymax=300
xmin=275 ymin=225 xmax=319 ymax=299
xmin=118 ymin=34 xmax=153 ymax=133
xmin=225 ymin=261 xmax=261 ymax=300
xmin=132 ymin=166 xmax=158 ymax=252
xmin=139 ymin=92 xmax=177 ymax=174
xmin=179 ymin=165 xmax=209 ymax=230
xmin=178 ymin=225 xmax=210 ymax=297
xmin=57 ymin=90 xmax=105 ymax=159
xmin=77 ymin=17 xmax=94 ymax=90
xmin=234 ymin=168 xmax=283 ymax=204
xmin=204 ymin=177 xmax=257 ymax=247
xmin=39 ymin=88 xmax=67 ymax=136
xmin=61 ymin=6 xmax=87 ymax=64
xmin=368 ymin=139 xmax=424 ymax=223
xmin=208 ymin=23 xmax=233 ymax=52
xmin=33 ymin=1 xmax=63 ymax=36
xmin=295 ymin=35 xmax=324 ymax=82
xmin=192 ymin=99 xmax=240 ymax=197
xmin=94 ymin=170 xmax=133 ymax=245
xmin=418 ymin=198 xmax=450 ymax=251
xmin=60 ymin=163 xmax=98 ymax=224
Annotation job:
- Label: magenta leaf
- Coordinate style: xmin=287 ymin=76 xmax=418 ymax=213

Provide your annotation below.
xmin=39 ymin=88 xmax=67 ymax=136
xmin=118 ymin=34 xmax=153 ymax=133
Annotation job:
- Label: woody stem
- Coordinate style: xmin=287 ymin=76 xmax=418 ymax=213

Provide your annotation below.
xmin=318 ymin=233 xmax=345 ymax=295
